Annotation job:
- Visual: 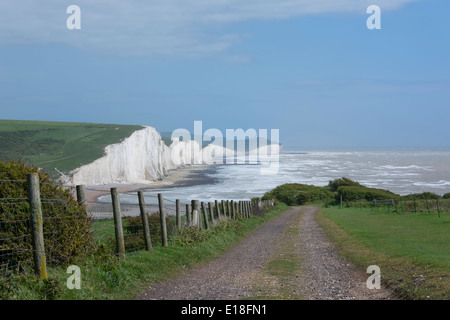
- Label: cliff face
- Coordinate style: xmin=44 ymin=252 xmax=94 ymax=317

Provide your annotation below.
xmin=64 ymin=125 xmax=280 ymax=186
xmin=66 ymin=126 xmax=226 ymax=186
xmin=67 ymin=126 xmax=173 ymax=185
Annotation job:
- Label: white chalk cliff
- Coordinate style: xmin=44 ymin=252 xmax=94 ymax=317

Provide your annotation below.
xmin=65 ymin=126 xmax=228 ymax=186
xmin=63 ymin=125 xmax=281 ymax=186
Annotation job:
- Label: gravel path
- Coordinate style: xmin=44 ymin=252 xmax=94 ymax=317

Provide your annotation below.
xmin=137 ymin=206 xmax=397 ymax=300
xmin=137 ymin=207 xmax=300 ymax=300
xmin=296 ymin=206 xmax=396 ymax=300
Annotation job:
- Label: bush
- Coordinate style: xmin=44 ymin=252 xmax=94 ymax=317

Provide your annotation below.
xmin=262 ymin=183 xmax=334 ymax=205
xmin=444 ymin=193 xmax=450 ymax=199
xmin=0 ymin=161 xmax=93 ymax=273
xmin=402 ymin=192 xmax=442 ymax=200
xmin=295 ymin=192 xmax=310 ymax=205
xmin=336 ymin=185 xmax=399 ymax=202
xmin=328 ymin=177 xmax=361 ymax=192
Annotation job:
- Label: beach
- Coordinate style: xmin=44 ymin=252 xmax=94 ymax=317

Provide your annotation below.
xmin=83 ymin=164 xmax=219 ymax=205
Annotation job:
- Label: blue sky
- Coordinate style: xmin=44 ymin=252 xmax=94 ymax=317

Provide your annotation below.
xmin=0 ymin=0 xmax=449 ymax=149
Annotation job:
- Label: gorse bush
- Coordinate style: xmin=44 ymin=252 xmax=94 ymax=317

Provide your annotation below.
xmin=328 ymin=177 xmax=362 ymax=192
xmin=335 ymin=185 xmax=399 ymax=202
xmin=0 ymin=161 xmax=93 ymax=273
xmin=261 ymin=178 xmax=413 ymax=205
xmin=262 ymin=183 xmax=334 ymax=205
xmin=295 ymin=192 xmax=310 ymax=205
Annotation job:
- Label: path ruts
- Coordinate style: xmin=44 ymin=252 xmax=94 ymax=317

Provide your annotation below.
xmin=137 ymin=206 xmax=396 ymax=300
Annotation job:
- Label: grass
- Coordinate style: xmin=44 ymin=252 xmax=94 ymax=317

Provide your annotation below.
xmin=0 ymin=119 xmax=143 ymax=178
xmin=4 ymin=203 xmax=290 ymax=300
xmin=316 ymin=205 xmax=450 ymax=299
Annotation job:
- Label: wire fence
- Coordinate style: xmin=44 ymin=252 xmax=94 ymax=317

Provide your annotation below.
xmin=344 ymin=198 xmax=450 ymax=216
xmin=86 ymin=194 xmax=180 ymax=253
xmin=0 ymin=178 xmax=34 ymax=277
xmin=1 ymin=175 xmax=275 ymax=279
xmin=86 ymin=189 xmax=270 ymax=254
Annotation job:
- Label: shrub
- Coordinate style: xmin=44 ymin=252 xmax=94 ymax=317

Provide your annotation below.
xmin=444 ymin=193 xmax=450 ymax=199
xmin=328 ymin=177 xmax=361 ymax=192
xmin=262 ymin=183 xmax=334 ymax=205
xmin=0 ymin=161 xmax=93 ymax=273
xmin=295 ymin=192 xmax=310 ymax=205
xmin=402 ymin=192 xmax=442 ymax=200
xmin=336 ymin=185 xmax=399 ymax=202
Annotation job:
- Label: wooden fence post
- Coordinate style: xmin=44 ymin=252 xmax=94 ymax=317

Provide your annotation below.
xmin=436 ymin=198 xmax=441 ymax=218
xmin=221 ymin=200 xmax=227 ymax=218
xmin=201 ymin=202 xmax=209 ymax=230
xmin=192 ymin=200 xmax=200 ymax=229
xmin=186 ymin=204 xmax=191 ymax=225
xmin=215 ymin=200 xmax=221 ymax=219
xmin=158 ymin=194 xmax=168 ymax=247
xmin=237 ymin=201 xmax=240 ymax=217
xmin=138 ymin=191 xmax=153 ymax=251
xmin=231 ymin=200 xmax=235 ymax=220
xmin=27 ymin=173 xmax=48 ymax=279
xmin=76 ymin=185 xmax=87 ymax=208
xmin=111 ymin=188 xmax=126 ymax=259
xmin=176 ymin=199 xmax=181 ymax=229
xmin=190 ymin=200 xmax=196 ymax=227
xmin=208 ymin=202 xmax=215 ymax=226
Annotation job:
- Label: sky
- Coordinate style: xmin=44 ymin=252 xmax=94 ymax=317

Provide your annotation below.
xmin=0 ymin=0 xmax=449 ymax=150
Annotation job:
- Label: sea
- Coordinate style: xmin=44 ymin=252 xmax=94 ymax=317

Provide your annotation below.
xmin=108 ymin=149 xmax=450 ymax=205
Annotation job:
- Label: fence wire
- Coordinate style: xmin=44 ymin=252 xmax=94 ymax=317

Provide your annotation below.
xmin=86 ymin=194 xmax=191 ymax=252
xmin=347 ymin=198 xmax=450 ymax=215
xmin=0 ymin=179 xmax=92 ymax=277
xmin=0 ymin=180 xmax=34 ymax=276
xmin=1 ymin=178 xmax=273 ymax=277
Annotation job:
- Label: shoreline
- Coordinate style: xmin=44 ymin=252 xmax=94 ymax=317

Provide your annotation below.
xmin=82 ymin=164 xmax=219 ymax=204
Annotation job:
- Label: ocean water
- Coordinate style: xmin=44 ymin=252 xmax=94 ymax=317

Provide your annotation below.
xmin=112 ymin=150 xmax=450 ymax=205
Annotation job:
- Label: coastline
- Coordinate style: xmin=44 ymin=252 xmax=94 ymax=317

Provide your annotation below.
xmin=83 ymin=164 xmax=219 ymax=204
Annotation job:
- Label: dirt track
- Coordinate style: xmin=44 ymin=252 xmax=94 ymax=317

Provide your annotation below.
xmin=137 ymin=206 xmax=396 ymax=300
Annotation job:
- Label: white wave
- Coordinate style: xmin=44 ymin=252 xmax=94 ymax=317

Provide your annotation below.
xmin=413 ymin=180 xmax=450 ymax=188
xmin=379 ymin=165 xmax=433 ymax=171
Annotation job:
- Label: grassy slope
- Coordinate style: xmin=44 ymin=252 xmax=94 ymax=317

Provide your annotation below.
xmin=317 ymin=206 xmax=450 ymax=299
xmin=0 ymin=119 xmax=144 ymax=178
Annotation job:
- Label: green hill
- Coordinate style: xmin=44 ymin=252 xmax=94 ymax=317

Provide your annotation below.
xmin=0 ymin=119 xmax=144 ymax=178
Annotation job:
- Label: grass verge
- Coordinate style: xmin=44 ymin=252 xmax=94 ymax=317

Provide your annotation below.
xmin=316 ymin=206 xmax=450 ymax=300
xmin=3 ymin=203 xmax=289 ymax=300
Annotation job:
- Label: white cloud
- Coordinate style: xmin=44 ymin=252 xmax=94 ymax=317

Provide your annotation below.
xmin=0 ymin=0 xmax=420 ymax=57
